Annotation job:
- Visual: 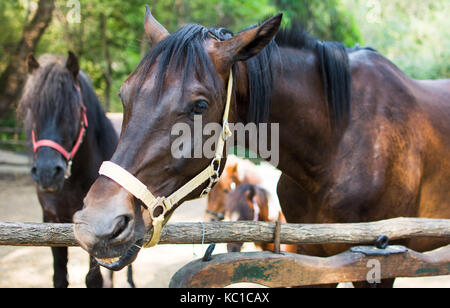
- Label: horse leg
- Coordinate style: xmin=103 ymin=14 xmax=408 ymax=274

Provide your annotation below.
xmin=127 ymin=266 xmax=136 ymax=288
xmin=227 ymin=243 xmax=243 ymax=252
xmin=51 ymin=247 xmax=69 ymax=288
xmin=85 ymin=256 xmax=104 ymax=288
xmin=102 ymin=270 xmax=114 ymax=288
xmin=277 ymin=176 xmax=339 ymax=288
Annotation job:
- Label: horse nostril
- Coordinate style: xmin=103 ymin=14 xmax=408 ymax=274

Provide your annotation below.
xmin=110 ymin=215 xmax=131 ymax=240
xmin=54 ymin=165 xmax=64 ymax=177
xmin=31 ymin=166 xmax=38 ymax=178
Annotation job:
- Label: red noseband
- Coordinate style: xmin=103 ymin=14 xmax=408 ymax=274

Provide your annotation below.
xmin=32 ymin=85 xmax=88 ymax=163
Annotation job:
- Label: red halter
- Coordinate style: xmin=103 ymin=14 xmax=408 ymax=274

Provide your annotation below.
xmin=32 ymin=85 xmax=88 ymax=163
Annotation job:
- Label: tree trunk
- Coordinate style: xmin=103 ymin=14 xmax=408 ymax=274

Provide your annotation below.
xmin=0 ymin=0 xmax=55 ymax=119
xmin=100 ymin=13 xmax=112 ymax=112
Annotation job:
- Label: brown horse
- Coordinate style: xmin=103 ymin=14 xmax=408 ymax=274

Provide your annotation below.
xmin=225 ymin=184 xmax=297 ymax=254
xmin=205 ymin=156 xmax=263 ymax=221
xmin=74 ymin=8 xmax=450 ymax=288
xmin=17 ymin=53 xmax=134 ymax=288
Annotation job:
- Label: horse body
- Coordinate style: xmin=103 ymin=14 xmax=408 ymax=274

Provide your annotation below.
xmin=73 ymin=11 xmax=449 ymax=288
xmin=18 ymin=53 xmax=126 ymax=287
xmin=206 ymin=155 xmax=281 ymax=222
xmin=275 ymin=47 xmax=450 ymax=259
xmin=225 ymin=184 xmax=297 ymax=254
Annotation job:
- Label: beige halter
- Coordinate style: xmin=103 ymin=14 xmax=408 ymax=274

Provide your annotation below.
xmin=99 ymin=70 xmax=233 ymax=248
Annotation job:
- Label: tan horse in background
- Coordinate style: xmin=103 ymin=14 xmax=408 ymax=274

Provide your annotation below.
xmin=225 ymin=184 xmax=298 ymax=254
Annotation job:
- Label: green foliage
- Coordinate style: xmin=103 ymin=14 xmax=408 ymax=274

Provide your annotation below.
xmin=342 ymin=0 xmax=450 ymax=79
xmin=37 ymin=0 xmax=280 ymax=112
xmin=0 ymin=0 xmax=448 ymax=119
xmin=0 ymin=111 xmax=25 ymax=152
xmin=274 ymin=0 xmax=362 ymax=46
xmin=0 ymin=1 xmax=30 ymax=73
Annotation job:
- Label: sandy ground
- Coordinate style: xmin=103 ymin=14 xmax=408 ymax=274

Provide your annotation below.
xmin=0 ymin=176 xmax=231 ymax=288
xmin=0 ymin=175 xmax=448 ymax=288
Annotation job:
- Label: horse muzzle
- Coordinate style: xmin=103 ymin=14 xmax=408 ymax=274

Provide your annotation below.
xmin=31 ymin=156 xmax=66 ymax=193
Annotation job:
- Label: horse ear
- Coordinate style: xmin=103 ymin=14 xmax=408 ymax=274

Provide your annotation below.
xmin=27 ymin=54 xmax=40 ymax=73
xmin=229 ymin=162 xmax=238 ymax=174
xmin=215 ymin=14 xmax=282 ymax=67
xmin=66 ymin=51 xmax=80 ymax=79
xmin=144 ymin=5 xmax=169 ymax=46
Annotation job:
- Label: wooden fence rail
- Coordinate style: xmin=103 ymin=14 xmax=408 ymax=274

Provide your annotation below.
xmin=0 ymin=127 xmax=23 ymax=134
xmin=0 ymin=140 xmax=27 ymax=146
xmin=0 ymin=126 xmax=26 ymax=147
xmin=0 ymin=217 xmax=449 ymax=247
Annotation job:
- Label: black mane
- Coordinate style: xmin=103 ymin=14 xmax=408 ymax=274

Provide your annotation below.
xmin=134 ymin=20 xmax=353 ymax=127
xmin=275 ymin=22 xmax=352 ymax=127
xmin=134 ymin=24 xmax=223 ymax=105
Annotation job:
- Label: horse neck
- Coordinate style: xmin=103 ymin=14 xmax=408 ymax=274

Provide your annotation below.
xmin=69 ymin=110 xmax=96 ymax=181
xmin=70 ymin=88 xmax=117 ymax=183
xmin=235 ymin=47 xmax=338 ymax=189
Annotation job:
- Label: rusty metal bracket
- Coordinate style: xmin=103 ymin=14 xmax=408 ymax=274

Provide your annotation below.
xmin=350 ymin=235 xmax=407 ymax=256
xmin=350 ymin=245 xmax=408 ymax=256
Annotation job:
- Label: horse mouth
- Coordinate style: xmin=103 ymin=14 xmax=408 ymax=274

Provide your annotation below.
xmin=37 ymin=182 xmax=64 ymax=194
xmin=95 ymin=239 xmax=143 ymax=271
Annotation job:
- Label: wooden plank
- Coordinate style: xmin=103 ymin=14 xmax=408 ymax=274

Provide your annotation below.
xmin=169 ymin=245 xmax=450 ymax=288
xmin=0 ymin=217 xmax=449 ymax=247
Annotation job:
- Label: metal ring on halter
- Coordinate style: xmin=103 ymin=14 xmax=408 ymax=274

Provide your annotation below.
xmin=211 ymin=156 xmax=221 ymax=171
xmin=210 ymin=169 xmax=220 ymax=183
xmin=200 ymin=187 xmax=212 ymax=198
xmin=64 ymin=160 xmax=73 ymax=179
xmin=150 ymin=197 xmax=168 ymax=221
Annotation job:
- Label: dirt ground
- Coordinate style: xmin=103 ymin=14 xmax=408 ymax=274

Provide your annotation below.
xmin=0 ymin=176 xmax=448 ymax=288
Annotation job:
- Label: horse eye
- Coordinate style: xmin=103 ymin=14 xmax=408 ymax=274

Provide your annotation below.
xmin=190 ymin=100 xmax=209 ymax=116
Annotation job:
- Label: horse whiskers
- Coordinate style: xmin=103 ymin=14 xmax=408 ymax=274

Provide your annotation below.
xmin=134 ymin=243 xmax=143 ymax=250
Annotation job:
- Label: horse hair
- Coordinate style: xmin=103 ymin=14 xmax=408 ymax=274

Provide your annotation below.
xmin=133 ymin=19 xmax=354 ymax=128
xmin=18 ymin=54 xmax=117 ymax=159
xmin=276 ymin=22 xmax=352 ymax=128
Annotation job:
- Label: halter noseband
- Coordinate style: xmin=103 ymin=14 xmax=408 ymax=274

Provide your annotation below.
xmin=32 ymin=85 xmax=88 ymax=179
xmin=99 ymin=69 xmax=234 ymax=248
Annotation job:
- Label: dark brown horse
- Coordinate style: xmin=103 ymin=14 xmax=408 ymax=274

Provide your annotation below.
xmin=17 ymin=53 xmax=134 ymax=288
xmin=73 ymin=9 xmax=450 ymax=288
xmin=225 ymin=184 xmax=297 ymax=254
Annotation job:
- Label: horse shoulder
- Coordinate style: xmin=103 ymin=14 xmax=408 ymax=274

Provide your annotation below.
xmin=318 ymin=51 xmax=427 ymax=222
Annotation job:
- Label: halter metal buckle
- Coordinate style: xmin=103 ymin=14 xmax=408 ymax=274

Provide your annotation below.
xmin=150 ymin=197 xmax=172 ymax=221
xmin=65 ymin=160 xmax=73 ymax=179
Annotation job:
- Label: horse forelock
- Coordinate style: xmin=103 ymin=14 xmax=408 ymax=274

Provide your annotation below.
xmin=131 ymin=24 xmax=225 ymax=106
xmin=18 ymin=56 xmax=82 ymax=131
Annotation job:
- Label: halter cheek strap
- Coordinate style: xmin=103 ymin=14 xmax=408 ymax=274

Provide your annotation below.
xmin=98 ymin=69 xmax=234 ymax=248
